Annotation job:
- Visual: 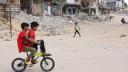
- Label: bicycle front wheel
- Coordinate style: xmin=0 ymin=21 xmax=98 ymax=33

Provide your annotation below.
xmin=11 ymin=58 xmax=27 ymax=72
xmin=40 ymin=57 xmax=55 ymax=71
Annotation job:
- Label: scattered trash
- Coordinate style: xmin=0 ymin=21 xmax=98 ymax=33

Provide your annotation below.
xmin=120 ymin=34 xmax=127 ymax=38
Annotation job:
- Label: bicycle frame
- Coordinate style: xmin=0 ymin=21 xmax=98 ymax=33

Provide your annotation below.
xmin=25 ymin=52 xmax=46 ymax=64
xmin=11 ymin=52 xmax=54 ymax=72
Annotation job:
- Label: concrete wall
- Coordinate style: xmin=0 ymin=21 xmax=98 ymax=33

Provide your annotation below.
xmin=10 ymin=0 xmax=20 ymax=4
xmin=32 ymin=0 xmax=43 ymax=16
xmin=116 ymin=0 xmax=124 ymax=8
xmin=4 ymin=0 xmax=20 ymax=4
xmin=0 ymin=0 xmax=6 ymax=4
xmin=81 ymin=0 xmax=97 ymax=7
xmin=100 ymin=0 xmax=124 ymax=11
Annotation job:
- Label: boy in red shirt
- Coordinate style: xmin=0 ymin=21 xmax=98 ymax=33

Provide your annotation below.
xmin=27 ymin=22 xmax=47 ymax=55
xmin=17 ymin=23 xmax=36 ymax=64
xmin=26 ymin=22 xmax=39 ymax=49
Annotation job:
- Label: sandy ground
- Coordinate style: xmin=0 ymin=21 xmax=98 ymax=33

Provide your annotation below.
xmin=1 ymin=14 xmax=128 ymax=72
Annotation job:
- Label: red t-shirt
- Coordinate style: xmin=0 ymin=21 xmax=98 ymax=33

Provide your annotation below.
xmin=26 ymin=29 xmax=35 ymax=46
xmin=17 ymin=31 xmax=26 ymax=53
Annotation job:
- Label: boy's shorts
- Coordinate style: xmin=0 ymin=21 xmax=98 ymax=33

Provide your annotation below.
xmin=25 ymin=46 xmax=36 ymax=57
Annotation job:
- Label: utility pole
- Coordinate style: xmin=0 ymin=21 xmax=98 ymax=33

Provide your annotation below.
xmin=41 ymin=0 xmax=44 ymax=16
xmin=96 ymin=0 xmax=100 ymax=15
xmin=9 ymin=0 xmax=12 ymax=38
xmin=122 ymin=0 xmax=124 ymax=10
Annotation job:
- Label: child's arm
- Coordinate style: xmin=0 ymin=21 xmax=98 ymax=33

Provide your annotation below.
xmin=25 ymin=36 xmax=38 ymax=44
xmin=78 ymin=26 xmax=80 ymax=31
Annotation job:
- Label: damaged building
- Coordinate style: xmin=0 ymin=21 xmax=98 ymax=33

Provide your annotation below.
xmin=20 ymin=0 xmax=44 ymax=15
xmin=0 ymin=0 xmax=7 ymax=18
xmin=81 ymin=0 xmax=98 ymax=15
xmin=41 ymin=0 xmax=81 ymax=15
xmin=0 ymin=0 xmax=99 ymax=17
xmin=62 ymin=0 xmax=81 ymax=15
xmin=51 ymin=0 xmax=100 ymax=16
xmin=0 ymin=0 xmax=44 ymax=16
xmin=0 ymin=0 xmax=124 ymax=17
xmin=0 ymin=0 xmax=20 ymax=19
xmin=50 ymin=0 xmax=81 ymax=15
xmin=99 ymin=0 xmax=125 ymax=14
xmin=10 ymin=0 xmax=81 ymax=16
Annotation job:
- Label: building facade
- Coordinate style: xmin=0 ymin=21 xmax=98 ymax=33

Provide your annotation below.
xmin=81 ymin=0 xmax=99 ymax=15
xmin=0 ymin=0 xmax=125 ymax=17
xmin=0 ymin=0 xmax=6 ymax=4
xmin=62 ymin=0 xmax=81 ymax=15
xmin=99 ymin=0 xmax=124 ymax=12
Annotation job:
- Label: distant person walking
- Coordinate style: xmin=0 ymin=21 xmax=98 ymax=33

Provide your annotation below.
xmin=109 ymin=16 xmax=113 ymax=21
xmin=73 ymin=22 xmax=81 ymax=37
xmin=121 ymin=18 xmax=126 ymax=24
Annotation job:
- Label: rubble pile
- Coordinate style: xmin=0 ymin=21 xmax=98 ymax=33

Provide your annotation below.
xmin=0 ymin=11 xmax=113 ymax=40
xmin=0 ymin=18 xmax=18 ymax=41
xmin=0 ymin=30 xmax=10 ymax=41
xmin=0 ymin=31 xmax=18 ymax=41
xmin=70 ymin=12 xmax=111 ymax=23
xmin=13 ymin=11 xmax=74 ymax=35
xmin=12 ymin=11 xmax=112 ymax=35
xmin=117 ymin=9 xmax=128 ymax=15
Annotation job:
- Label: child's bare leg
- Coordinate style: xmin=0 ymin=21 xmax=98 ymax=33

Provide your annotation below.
xmin=25 ymin=46 xmax=36 ymax=63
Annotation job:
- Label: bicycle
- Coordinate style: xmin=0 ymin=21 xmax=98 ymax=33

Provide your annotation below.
xmin=11 ymin=51 xmax=55 ymax=72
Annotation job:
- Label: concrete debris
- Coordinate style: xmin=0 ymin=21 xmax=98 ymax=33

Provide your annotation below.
xmin=0 ymin=29 xmax=17 ymax=41
xmin=117 ymin=9 xmax=128 ymax=15
xmin=69 ymin=12 xmax=113 ymax=23
xmin=120 ymin=34 xmax=127 ymax=38
xmin=12 ymin=11 xmax=74 ymax=35
xmin=0 ymin=10 xmax=115 ymax=40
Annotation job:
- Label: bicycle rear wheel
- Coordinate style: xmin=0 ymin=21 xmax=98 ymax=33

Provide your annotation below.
xmin=11 ymin=58 xmax=27 ymax=72
xmin=40 ymin=57 xmax=55 ymax=71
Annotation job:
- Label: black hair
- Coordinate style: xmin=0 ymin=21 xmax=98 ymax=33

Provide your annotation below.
xmin=75 ymin=22 xmax=78 ymax=25
xmin=31 ymin=21 xmax=39 ymax=28
xmin=21 ymin=22 xmax=29 ymax=29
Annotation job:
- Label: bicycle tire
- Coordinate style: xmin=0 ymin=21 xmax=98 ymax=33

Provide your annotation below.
xmin=40 ymin=57 xmax=55 ymax=71
xmin=11 ymin=58 xmax=27 ymax=72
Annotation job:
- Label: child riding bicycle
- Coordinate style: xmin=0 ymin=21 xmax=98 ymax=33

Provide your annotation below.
xmin=27 ymin=22 xmax=47 ymax=54
xmin=17 ymin=22 xmax=49 ymax=64
xmin=13 ymin=22 xmax=54 ymax=72
xmin=17 ymin=23 xmax=37 ymax=64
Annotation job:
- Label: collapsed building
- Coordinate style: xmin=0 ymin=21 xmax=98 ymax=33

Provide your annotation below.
xmin=0 ymin=0 xmax=19 ymax=20
xmin=0 ymin=0 xmax=82 ymax=16
xmin=0 ymin=0 xmax=44 ymax=17
xmin=0 ymin=0 xmax=98 ymax=16
xmin=61 ymin=0 xmax=81 ymax=15
xmin=52 ymin=0 xmax=99 ymax=16
xmin=99 ymin=0 xmax=125 ymax=14
xmin=0 ymin=0 xmax=125 ymax=18
xmin=81 ymin=0 xmax=98 ymax=15
xmin=47 ymin=0 xmax=81 ymax=15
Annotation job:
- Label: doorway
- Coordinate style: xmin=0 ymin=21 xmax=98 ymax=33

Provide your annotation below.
xmin=20 ymin=0 xmax=32 ymax=14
